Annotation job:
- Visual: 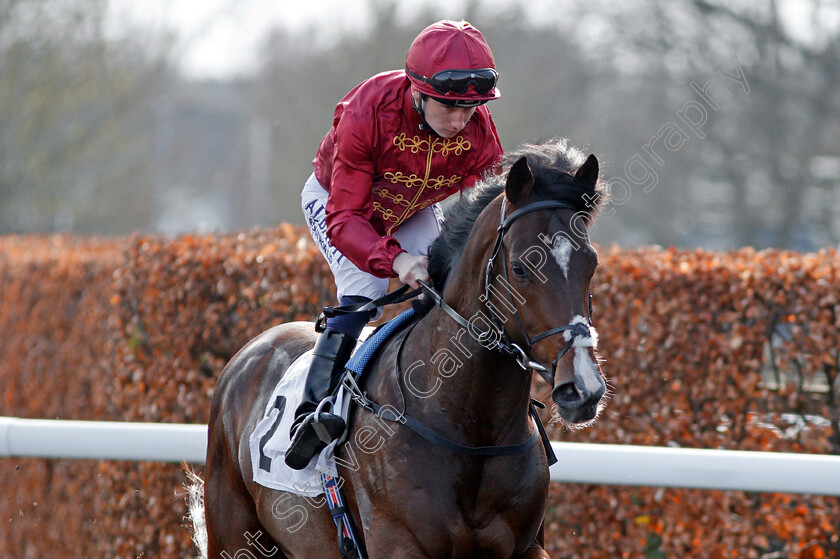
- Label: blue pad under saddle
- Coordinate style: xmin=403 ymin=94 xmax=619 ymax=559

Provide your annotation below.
xmin=345 ymin=308 xmax=415 ymax=376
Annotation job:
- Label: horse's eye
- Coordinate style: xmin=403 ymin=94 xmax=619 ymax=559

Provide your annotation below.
xmin=510 ymin=261 xmax=529 ymax=279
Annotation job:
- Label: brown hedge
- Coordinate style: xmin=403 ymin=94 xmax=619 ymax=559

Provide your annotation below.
xmin=0 ymin=231 xmax=837 ymax=558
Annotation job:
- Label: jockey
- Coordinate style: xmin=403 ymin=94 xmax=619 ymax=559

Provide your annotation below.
xmin=287 ymin=20 xmax=503 ymax=470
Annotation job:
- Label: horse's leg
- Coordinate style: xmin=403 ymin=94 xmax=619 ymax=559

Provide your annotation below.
xmin=515 ymin=521 xmax=551 ymax=559
xmin=252 ymin=487 xmax=345 ymax=559
xmin=206 ymin=416 xmax=283 ymax=558
xmin=361 ymin=518 xmax=552 ymax=559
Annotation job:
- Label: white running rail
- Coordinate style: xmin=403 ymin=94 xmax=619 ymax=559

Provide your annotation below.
xmin=0 ymin=417 xmax=206 ymax=463
xmin=2 ymin=417 xmax=839 ymax=496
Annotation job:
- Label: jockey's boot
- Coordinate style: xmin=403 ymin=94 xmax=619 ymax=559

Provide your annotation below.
xmin=285 ymin=326 xmax=357 ymax=470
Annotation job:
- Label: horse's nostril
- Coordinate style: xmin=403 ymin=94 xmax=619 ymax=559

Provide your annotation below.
xmin=553 ymin=382 xmax=580 ymax=405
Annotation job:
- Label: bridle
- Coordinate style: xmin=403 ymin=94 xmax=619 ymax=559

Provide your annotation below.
xmin=420 ymin=196 xmax=594 ymax=383
xmin=339 ymin=195 xmax=590 ymax=462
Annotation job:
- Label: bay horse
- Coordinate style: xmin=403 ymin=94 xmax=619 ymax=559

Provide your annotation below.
xmin=202 ymin=138 xmax=608 ymax=558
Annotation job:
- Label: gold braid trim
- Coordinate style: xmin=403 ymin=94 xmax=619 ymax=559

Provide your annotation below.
xmin=373 ymin=189 xmax=411 ymax=207
xmin=372 ymin=202 xmax=400 ymax=223
xmin=392 ymin=133 xmax=471 ymax=155
xmin=381 ymin=172 xmax=462 ymax=191
xmin=371 ymin=134 xmax=471 ymax=231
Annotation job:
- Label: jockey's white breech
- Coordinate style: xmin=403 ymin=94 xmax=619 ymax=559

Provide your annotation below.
xmin=301 ymin=173 xmax=443 ymax=307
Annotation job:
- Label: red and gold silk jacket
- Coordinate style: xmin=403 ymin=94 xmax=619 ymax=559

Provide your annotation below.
xmin=313 ymin=70 xmax=503 ymax=278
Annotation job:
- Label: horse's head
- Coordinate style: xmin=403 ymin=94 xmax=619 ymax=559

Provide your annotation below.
xmin=428 ymin=139 xmax=609 ymax=427
xmin=487 ymin=144 xmax=608 ymax=426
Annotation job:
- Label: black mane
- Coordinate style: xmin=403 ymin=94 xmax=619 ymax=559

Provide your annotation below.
xmin=427 ymin=138 xmax=607 ymax=291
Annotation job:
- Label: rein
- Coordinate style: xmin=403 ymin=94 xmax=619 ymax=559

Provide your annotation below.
xmin=315 ymin=284 xmax=421 ymax=332
xmin=334 ymin=197 xmax=596 ymax=463
xmin=319 ymin=197 xmax=594 ymax=376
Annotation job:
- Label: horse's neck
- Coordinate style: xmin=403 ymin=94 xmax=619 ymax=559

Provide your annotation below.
xmin=394 ymin=198 xmax=533 ymax=440
xmin=399 ymin=304 xmax=534 ymax=443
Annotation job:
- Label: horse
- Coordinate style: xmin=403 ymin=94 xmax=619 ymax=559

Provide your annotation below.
xmin=200 ymin=138 xmax=609 ymax=558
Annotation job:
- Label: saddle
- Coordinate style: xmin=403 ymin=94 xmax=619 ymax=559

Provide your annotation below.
xmin=248 ymin=309 xmax=419 ymax=493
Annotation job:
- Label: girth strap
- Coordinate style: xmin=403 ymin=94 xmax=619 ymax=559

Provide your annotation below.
xmin=321 ymin=473 xmax=365 ymax=559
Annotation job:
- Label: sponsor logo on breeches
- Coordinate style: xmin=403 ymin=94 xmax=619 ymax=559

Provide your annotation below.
xmin=304 ymin=199 xmax=345 ymax=266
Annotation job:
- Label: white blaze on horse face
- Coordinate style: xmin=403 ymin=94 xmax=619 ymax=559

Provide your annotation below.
xmin=563 ymin=315 xmax=601 ymax=393
xmin=549 ymin=236 xmax=574 ymax=279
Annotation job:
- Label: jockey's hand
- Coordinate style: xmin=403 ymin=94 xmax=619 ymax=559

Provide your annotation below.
xmin=392 ymin=252 xmax=430 ymax=289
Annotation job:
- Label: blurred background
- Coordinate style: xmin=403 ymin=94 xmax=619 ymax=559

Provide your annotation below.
xmin=2 ymin=0 xmax=838 ymax=249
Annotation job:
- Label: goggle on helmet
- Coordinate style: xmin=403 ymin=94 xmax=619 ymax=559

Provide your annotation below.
xmin=405 ymin=20 xmax=501 ymax=108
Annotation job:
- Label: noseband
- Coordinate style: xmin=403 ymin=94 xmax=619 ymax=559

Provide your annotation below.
xmin=421 ymin=197 xmax=594 ymax=382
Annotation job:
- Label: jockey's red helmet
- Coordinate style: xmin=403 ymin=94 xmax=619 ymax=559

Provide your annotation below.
xmin=405 ymin=20 xmax=500 ymax=107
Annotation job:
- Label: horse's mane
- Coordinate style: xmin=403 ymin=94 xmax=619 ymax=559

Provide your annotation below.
xmin=427 ymin=137 xmax=608 ymax=291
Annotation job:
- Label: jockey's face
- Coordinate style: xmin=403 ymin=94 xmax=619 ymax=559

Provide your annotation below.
xmin=412 ymin=90 xmax=478 ymax=139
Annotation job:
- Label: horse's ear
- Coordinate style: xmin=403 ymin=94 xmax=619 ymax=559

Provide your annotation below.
xmin=505 ymin=156 xmax=534 ymax=205
xmin=575 ymin=154 xmax=599 ymax=186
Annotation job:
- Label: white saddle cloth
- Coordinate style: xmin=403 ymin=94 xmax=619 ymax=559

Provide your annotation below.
xmin=249 ymin=327 xmax=373 ymax=497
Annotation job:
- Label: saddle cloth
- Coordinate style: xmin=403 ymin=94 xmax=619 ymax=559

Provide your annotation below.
xmin=249 ymin=309 xmax=416 ymax=496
